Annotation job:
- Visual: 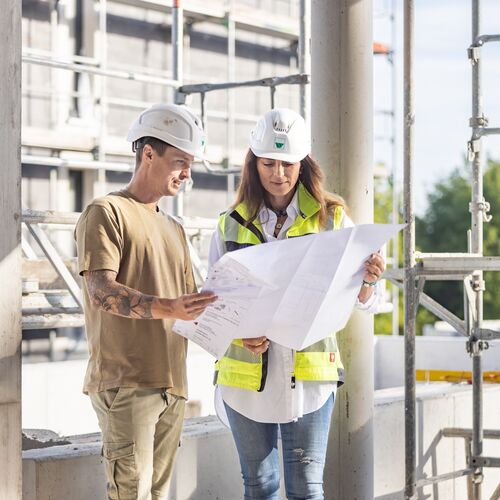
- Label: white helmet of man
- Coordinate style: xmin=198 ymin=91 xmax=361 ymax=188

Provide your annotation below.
xmin=127 ymin=103 xmax=206 ymax=159
xmin=249 ymin=108 xmax=310 ymax=163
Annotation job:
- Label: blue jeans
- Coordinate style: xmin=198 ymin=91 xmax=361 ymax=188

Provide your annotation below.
xmin=224 ymin=394 xmax=334 ymax=500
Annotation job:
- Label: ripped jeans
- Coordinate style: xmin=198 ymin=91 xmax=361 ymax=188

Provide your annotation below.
xmin=224 ymin=394 xmax=334 ymax=500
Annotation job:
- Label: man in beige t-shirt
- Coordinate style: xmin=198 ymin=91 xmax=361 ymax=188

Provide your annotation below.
xmin=75 ymin=104 xmax=216 ymax=500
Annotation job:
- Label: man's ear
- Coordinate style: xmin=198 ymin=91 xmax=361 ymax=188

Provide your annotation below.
xmin=143 ymin=144 xmax=154 ymax=162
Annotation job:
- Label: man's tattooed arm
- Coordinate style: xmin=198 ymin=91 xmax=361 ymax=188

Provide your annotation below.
xmin=84 ymin=270 xmax=154 ymax=319
xmin=84 ymin=270 xmax=218 ymax=321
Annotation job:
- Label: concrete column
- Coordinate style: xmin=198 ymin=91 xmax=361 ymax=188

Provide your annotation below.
xmin=311 ymin=1 xmax=374 ymax=499
xmin=0 ymin=1 xmax=22 ymax=498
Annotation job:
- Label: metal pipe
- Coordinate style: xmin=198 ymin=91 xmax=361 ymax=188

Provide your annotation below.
xmin=96 ymin=0 xmax=108 ymax=199
xmin=22 ymin=209 xmax=218 ymax=233
xmin=22 ymin=54 xmax=180 ymax=87
xmin=22 ymin=155 xmax=133 ymax=173
xmin=226 ymin=1 xmax=236 ymax=200
xmin=106 ymin=0 xmax=300 ymax=41
xmin=388 ymin=278 xmax=467 ymax=335
xmin=403 ymin=0 xmax=417 ymax=498
xmin=312 ymin=1 xmax=374 ymax=497
xmin=443 ymin=428 xmax=500 ymax=439
xmin=471 ymin=1 xmax=484 ymax=497
xmin=179 ymin=73 xmax=308 ymax=95
xmin=390 ymin=0 xmax=399 ymax=336
xmin=22 ymin=314 xmax=85 ymax=330
xmin=172 ymin=0 xmax=184 ymax=217
xmin=299 ymin=0 xmax=311 ymax=125
xmin=415 ymin=468 xmax=474 ymax=488
xmin=473 ymin=34 xmax=500 ymax=45
xmin=49 ymin=0 xmax=58 ymax=128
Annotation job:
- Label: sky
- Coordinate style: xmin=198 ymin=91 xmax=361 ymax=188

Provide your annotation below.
xmin=373 ymin=0 xmax=500 ymax=215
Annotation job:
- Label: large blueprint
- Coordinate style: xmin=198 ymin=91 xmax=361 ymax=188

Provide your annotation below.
xmin=173 ymin=224 xmax=404 ymax=358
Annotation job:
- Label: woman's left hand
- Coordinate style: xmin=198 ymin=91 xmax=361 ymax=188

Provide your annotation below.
xmin=358 ymin=252 xmax=386 ymax=303
xmin=363 ymin=253 xmax=385 ymax=284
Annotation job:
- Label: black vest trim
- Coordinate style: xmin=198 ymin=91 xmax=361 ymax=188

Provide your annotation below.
xmin=225 ymin=241 xmax=255 ymax=253
xmin=258 ymin=350 xmax=269 ymax=392
xmin=229 ymin=210 xmax=266 ymax=244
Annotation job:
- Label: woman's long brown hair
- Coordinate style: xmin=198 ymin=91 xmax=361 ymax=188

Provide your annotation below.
xmin=233 ymin=150 xmax=347 ymax=229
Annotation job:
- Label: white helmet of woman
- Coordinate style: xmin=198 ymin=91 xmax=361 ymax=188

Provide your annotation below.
xmin=127 ymin=103 xmax=206 ymax=159
xmin=249 ymin=108 xmax=310 ymax=163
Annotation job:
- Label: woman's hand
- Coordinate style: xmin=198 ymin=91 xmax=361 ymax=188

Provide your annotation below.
xmin=363 ymin=253 xmax=385 ymax=284
xmin=358 ymin=253 xmax=386 ymax=303
xmin=242 ymin=336 xmax=270 ymax=355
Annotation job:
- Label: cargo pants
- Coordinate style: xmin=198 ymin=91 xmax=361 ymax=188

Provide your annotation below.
xmin=90 ymin=387 xmax=185 ymax=500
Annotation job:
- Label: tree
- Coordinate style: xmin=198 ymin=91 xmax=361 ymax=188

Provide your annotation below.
xmin=416 ymin=158 xmax=500 ymax=321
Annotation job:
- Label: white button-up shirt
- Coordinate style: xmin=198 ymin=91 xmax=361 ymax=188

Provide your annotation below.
xmin=208 ymin=191 xmax=381 ymax=424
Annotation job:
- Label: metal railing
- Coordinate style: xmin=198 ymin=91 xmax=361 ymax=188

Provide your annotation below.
xmin=21 ymin=209 xmax=216 ymax=331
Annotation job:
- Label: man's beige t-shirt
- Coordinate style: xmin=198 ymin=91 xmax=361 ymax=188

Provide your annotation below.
xmin=75 ymin=190 xmax=197 ymax=397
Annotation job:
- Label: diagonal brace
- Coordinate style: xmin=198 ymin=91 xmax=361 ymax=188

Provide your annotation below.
xmin=25 ymin=222 xmax=83 ymax=311
xmin=389 ymin=278 xmax=466 ymax=336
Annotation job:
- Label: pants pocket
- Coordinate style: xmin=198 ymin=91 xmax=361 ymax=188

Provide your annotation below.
xmin=103 ymin=442 xmax=138 ymax=500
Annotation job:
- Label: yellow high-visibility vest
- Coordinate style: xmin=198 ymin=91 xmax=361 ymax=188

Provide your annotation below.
xmin=214 ymin=183 xmax=345 ymax=392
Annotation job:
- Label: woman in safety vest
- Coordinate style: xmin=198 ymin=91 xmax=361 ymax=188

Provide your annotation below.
xmin=208 ymin=108 xmax=385 ymax=500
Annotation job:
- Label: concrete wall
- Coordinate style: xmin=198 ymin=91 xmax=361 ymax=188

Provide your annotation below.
xmin=374 ymin=385 xmax=500 ymax=499
xmin=375 ymin=335 xmax=500 ymax=390
xmin=22 ymin=417 xmax=243 ymax=500
xmin=22 ymin=343 xmax=217 ymax=435
xmin=22 ymin=385 xmax=500 ymax=499
xmin=23 ymin=336 xmax=500 ymax=435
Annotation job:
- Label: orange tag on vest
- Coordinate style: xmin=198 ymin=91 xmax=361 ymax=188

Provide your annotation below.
xmin=329 ymin=352 xmax=335 ymax=363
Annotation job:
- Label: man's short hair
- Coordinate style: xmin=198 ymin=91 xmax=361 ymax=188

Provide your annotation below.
xmin=134 ymin=136 xmax=169 ymax=168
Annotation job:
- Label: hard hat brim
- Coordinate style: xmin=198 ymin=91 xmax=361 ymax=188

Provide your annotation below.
xmin=250 ymin=146 xmax=308 ymax=163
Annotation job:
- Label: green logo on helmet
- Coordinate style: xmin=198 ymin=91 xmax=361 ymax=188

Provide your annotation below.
xmin=274 ymin=139 xmax=285 ymax=150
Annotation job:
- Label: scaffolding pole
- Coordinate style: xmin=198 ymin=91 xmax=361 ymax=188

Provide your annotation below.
xmin=391 ymin=0 xmax=400 ymax=336
xmin=172 ymin=0 xmax=184 ymax=217
xmin=96 ymin=0 xmax=108 ymax=198
xmin=0 ymin=0 xmax=22 ymax=497
xmin=225 ymin=1 xmax=237 ymax=200
xmin=401 ymin=0 xmax=500 ymax=497
xmin=299 ymin=0 xmax=311 ymax=125
xmin=403 ymin=0 xmax=417 ymax=498
xmin=470 ymin=0 xmax=485 ymax=497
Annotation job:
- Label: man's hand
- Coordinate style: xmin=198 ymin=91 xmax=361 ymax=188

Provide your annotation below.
xmin=84 ymin=270 xmax=217 ymax=320
xmin=242 ymin=336 xmax=269 ymax=355
xmin=160 ymin=291 xmax=218 ymax=321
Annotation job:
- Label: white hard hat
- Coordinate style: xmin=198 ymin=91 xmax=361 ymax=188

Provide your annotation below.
xmin=249 ymin=108 xmax=310 ymax=163
xmin=127 ymin=103 xmax=206 ymax=159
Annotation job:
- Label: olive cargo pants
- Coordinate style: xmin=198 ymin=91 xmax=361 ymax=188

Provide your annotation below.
xmin=90 ymin=387 xmax=185 ymax=500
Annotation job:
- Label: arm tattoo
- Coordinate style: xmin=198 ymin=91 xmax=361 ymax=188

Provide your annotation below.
xmin=85 ymin=270 xmax=154 ymax=319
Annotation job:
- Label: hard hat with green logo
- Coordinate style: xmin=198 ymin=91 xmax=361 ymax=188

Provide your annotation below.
xmin=249 ymin=108 xmax=310 ymax=163
xmin=127 ymin=103 xmax=206 ymax=159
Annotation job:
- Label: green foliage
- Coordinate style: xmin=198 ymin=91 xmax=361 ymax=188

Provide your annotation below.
xmin=371 ymin=159 xmax=500 ymax=335
xmin=372 ymin=176 xmax=403 ymax=335
xmin=416 ymin=158 xmax=500 ymax=320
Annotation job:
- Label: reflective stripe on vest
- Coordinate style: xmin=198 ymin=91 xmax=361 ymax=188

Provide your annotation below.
xmin=214 ymin=183 xmax=345 ymax=391
xmin=214 ymin=339 xmax=268 ymax=391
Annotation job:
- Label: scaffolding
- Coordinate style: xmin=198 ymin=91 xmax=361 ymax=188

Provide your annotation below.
xmin=20 ymin=0 xmax=395 ymax=321
xmin=398 ymin=1 xmax=500 ymax=498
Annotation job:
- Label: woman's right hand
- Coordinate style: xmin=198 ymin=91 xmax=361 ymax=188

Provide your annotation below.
xmin=242 ymin=336 xmax=270 ymax=355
